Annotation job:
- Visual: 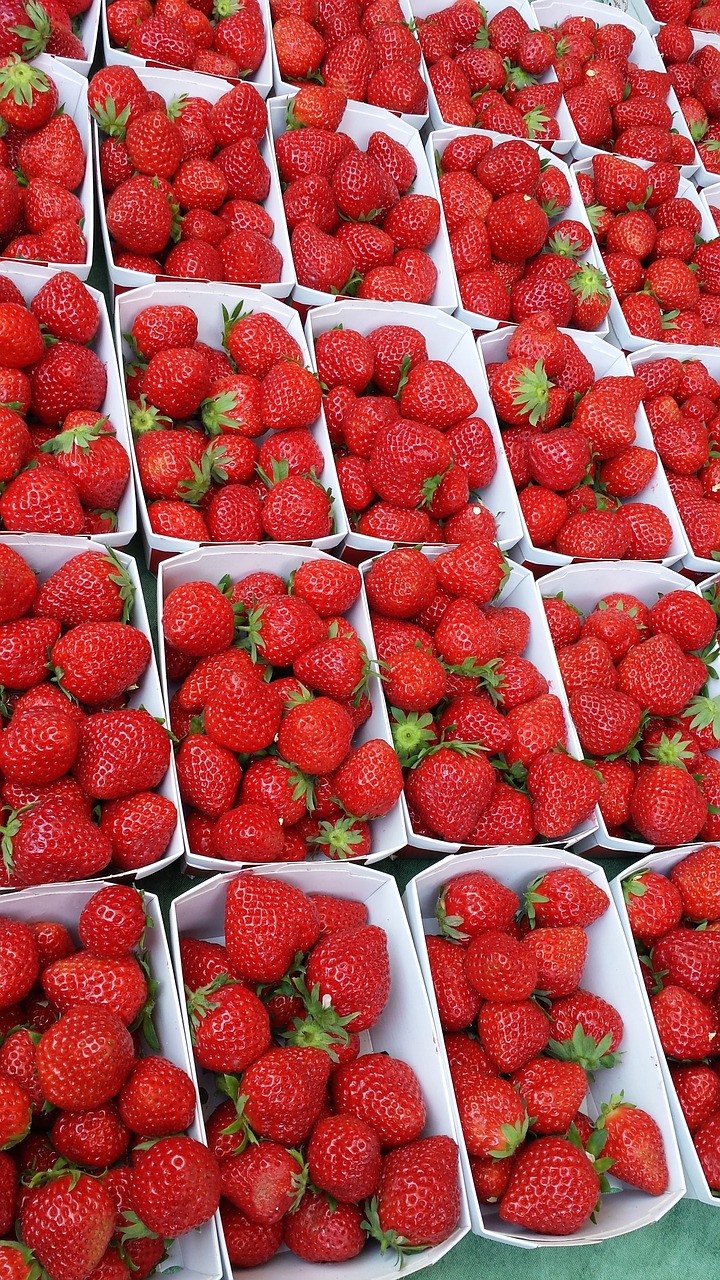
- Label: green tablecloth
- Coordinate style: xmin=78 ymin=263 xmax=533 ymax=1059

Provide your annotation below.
xmin=126 ymin=536 xmax=719 ymax=1277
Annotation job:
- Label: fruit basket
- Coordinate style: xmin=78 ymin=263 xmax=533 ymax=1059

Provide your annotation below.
xmin=269 ymin=0 xmax=431 ymax=132
xmin=1 ymin=879 xmax=223 ymax=1277
xmin=534 ymin=0 xmax=699 ymax=179
xmin=627 ymin=344 xmax=720 ymax=576
xmin=405 ymin=847 xmax=686 ymax=1246
xmin=359 ymin=547 xmax=598 ymax=855
xmin=0 ymin=263 xmax=135 ymax=547
xmin=610 ymin=845 xmax=720 ymax=1206
xmin=94 ymin=66 xmax=293 ymax=296
xmin=409 ymin=0 xmax=577 ymax=152
xmin=169 ymin=861 xmax=471 ymax=1277
xmin=427 ymin=128 xmax=608 ymax=335
xmin=477 ymin=325 xmax=688 ymax=570
xmin=572 ymin=155 xmax=717 ymax=350
xmin=157 ymin=544 xmax=407 ymax=870
xmin=0 ymin=534 xmax=183 ymax=884
xmin=537 ymin=560 xmax=720 ymax=856
xmin=0 ymin=54 xmax=94 ymax=279
xmin=101 ymin=0 xmax=274 ymax=99
xmin=304 ymin=300 xmax=523 ymax=556
xmin=268 ymin=94 xmax=457 ymax=312
xmin=114 ymin=283 xmax=347 ymax=570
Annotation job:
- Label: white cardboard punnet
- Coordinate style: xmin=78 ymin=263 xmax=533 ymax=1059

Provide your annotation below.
xmin=269 ymin=0 xmax=432 ymax=132
xmin=96 ymin=66 xmax=294 ymax=297
xmin=572 ymin=157 xmax=717 ymax=352
xmin=8 ymin=55 xmax=94 ymax=281
xmin=359 ymin=549 xmax=598 ymax=854
xmin=536 ymin=561 xmax=718 ymax=856
xmin=478 ymin=325 xmax=689 ymax=569
xmin=304 ymin=300 xmax=523 ymax=557
xmin=269 ymin=94 xmax=458 ymax=314
xmin=428 ymin=130 xmax=608 ymax=336
xmin=535 ymin=0 xmax=699 ymax=179
xmin=101 ymin=0 xmax=273 ymax=99
xmin=0 ymin=880 xmax=223 ymax=1277
xmin=0 ymin=534 xmax=184 ymax=883
xmin=157 ymin=544 xmax=407 ymax=868
xmin=409 ymin=0 xmax=577 ymax=154
xmin=169 ymin=861 xmax=471 ymax=1280
xmin=404 ymin=846 xmax=686 ymax=1245
xmin=610 ymin=846 xmax=720 ymax=1206
xmin=0 ymin=263 xmax=135 ymax=548
xmin=113 ymin=283 xmax=347 ymax=571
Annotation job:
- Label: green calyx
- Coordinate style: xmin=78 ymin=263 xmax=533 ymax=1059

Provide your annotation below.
xmin=9 ymin=0 xmax=52 ymax=59
xmin=0 ymin=53 xmax=50 ymax=106
xmin=544 ymin=229 xmax=585 ymax=260
xmin=0 ymin=1244 xmax=42 ymax=1280
xmin=390 ymin=709 xmax=436 ymax=769
xmin=521 ymin=873 xmax=549 ymax=927
xmin=511 ymin=359 xmax=553 ymax=428
xmin=105 ymin=547 xmax=136 ymax=624
xmin=215 ymin=1072 xmax=258 ymax=1154
xmin=201 ymin=388 xmax=246 ymax=436
xmin=91 ymin=94 xmax=131 ymax=140
xmin=622 ymin=871 xmax=649 ymax=904
xmin=490 ymin=1111 xmax=530 ymax=1159
xmin=284 ymin=977 xmax=358 ymax=1057
xmin=131 ymin=946 xmax=159 ymax=1051
xmin=524 ymin=107 xmax=550 ymax=138
xmin=165 ymin=94 xmax=188 ymax=123
xmin=128 ymin=395 xmax=171 ymax=436
xmin=313 ymin=816 xmax=365 ymax=860
xmin=686 ymin=693 xmax=720 ymax=739
xmin=185 ymin=973 xmax=237 ymax=1040
xmin=177 ymin=444 xmax=230 ymax=506
xmin=584 ymin=202 xmax=608 ymax=232
xmin=41 ymin=416 xmax=110 ymax=455
xmin=644 ymin=730 xmax=695 ymax=769
xmin=548 ymin=1023 xmax=621 ymax=1075
xmin=570 ymin=263 xmax=610 ymax=304
xmin=503 ymin=58 xmax=536 ymax=91
xmin=361 ymin=1196 xmax=427 ymax=1261
xmin=436 ymin=885 xmax=468 ymax=942
xmin=566 ymin=1121 xmax=615 ymax=1191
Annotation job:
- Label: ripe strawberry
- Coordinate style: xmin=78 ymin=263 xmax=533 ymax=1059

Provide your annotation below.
xmin=478 ymin=999 xmax=550 ymax=1073
xmin=512 ymin=1056 xmax=588 ymax=1134
xmin=670 ymin=844 xmax=720 ymax=921
xmin=130 ymin=1135 xmax=220 ymax=1237
xmin=652 ymin=984 xmax=720 ymax=1059
xmin=21 ymin=1173 xmax=116 ymax=1280
xmin=454 ymin=1069 xmax=529 ymax=1158
xmin=623 ymin=869 xmax=683 ymax=941
xmin=0 ymin=918 xmax=38 ymax=1007
xmin=597 ymin=1095 xmax=669 ymax=1194
xmin=283 ymin=1193 xmax=365 ymax=1264
xmin=224 ymin=873 xmax=319 ymax=983
xmin=367 ymin=1136 xmax=460 ymax=1252
xmin=332 ymin=1053 xmax=425 ymax=1147
xmin=499 ymin=1136 xmax=600 ymax=1234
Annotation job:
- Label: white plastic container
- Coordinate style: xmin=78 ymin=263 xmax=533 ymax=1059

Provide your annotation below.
xmin=0 ymin=879 xmax=223 ymax=1278
xmin=6 ymin=55 xmax=94 ymax=281
xmin=269 ymin=94 xmax=458 ymax=314
xmin=537 ymin=561 xmax=719 ymax=856
xmin=405 ymin=846 xmax=686 ymax=1245
xmin=628 ymin=343 xmax=720 ymax=577
xmin=428 ymin=129 xmax=608 ymax=336
xmin=169 ymin=861 xmax=470 ymax=1280
xmin=410 ymin=0 xmax=577 ymax=154
xmin=114 ymin=283 xmax=347 ymax=571
xmin=610 ymin=845 xmax=720 ymax=1206
xmin=602 ymin=0 xmax=660 ymax=34
xmin=269 ymin=0 xmax=431 ymax=132
xmin=304 ymin=300 xmax=523 ymax=557
xmin=573 ymin=156 xmax=716 ymax=352
xmin=101 ymin=0 xmax=273 ymax=99
xmin=0 ymin=263 xmax=135 ymax=548
xmin=359 ymin=548 xmax=598 ymax=854
xmin=478 ymin=325 xmax=689 ymax=570
xmin=96 ymin=66 xmax=294 ymax=298
xmin=535 ymin=0 xmax=699 ymax=179
xmin=157 ymin=544 xmax=407 ymax=869
xmin=0 ymin=534 xmax=184 ymax=883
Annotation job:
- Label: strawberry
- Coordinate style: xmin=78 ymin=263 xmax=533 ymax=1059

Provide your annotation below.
xmin=305 ymin=924 xmax=389 ymax=1032
xmin=221 ymin=1141 xmax=298 ymax=1224
xmin=0 ymin=1075 xmax=31 ymax=1146
xmin=512 ymin=1056 xmax=588 ymax=1134
xmin=366 ymin=1136 xmax=460 ymax=1253
xmin=526 ymin=752 xmax=600 ymax=840
xmin=671 ymin=1064 xmax=720 ymax=1133
xmin=596 ymin=1095 xmax=669 ymax=1194
xmin=221 ymin=1202 xmax=282 ymax=1267
xmin=307 ymin=1113 xmax=380 ymax=1204
xmin=695 ymin=1112 xmax=720 ymax=1190
xmin=21 ymin=1173 xmax=116 ymax=1280
xmin=453 ymin=1070 xmax=529 ymax=1158
xmin=0 ymin=917 xmax=38 ymax=1006
xmin=241 ymin=1045 xmax=330 ymax=1145
xmin=426 ymin=934 xmax=481 ymax=1031
xmin=523 ymin=868 xmax=608 ymax=929
xmin=3 ymin=799 xmax=112 ymax=886
xmin=477 ymin=999 xmax=550 ymax=1073
xmin=332 ymin=1053 xmax=425 ymax=1147
xmin=499 ymin=1136 xmax=600 ymax=1234
xmin=120 ymin=1057 xmax=194 ymax=1141
xmin=670 ymin=844 xmax=720 ymax=920
xmin=36 ymin=1003 xmax=134 ymax=1109
xmin=130 ymin=1135 xmax=220 ymax=1237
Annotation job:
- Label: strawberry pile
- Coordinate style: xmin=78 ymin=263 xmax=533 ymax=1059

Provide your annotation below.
xmin=317 ymin=319 xmax=500 ymax=545
xmin=427 ymin=865 xmax=670 ymax=1234
xmin=539 ymin=12 xmax=697 ymax=168
xmin=650 ymin=0 xmax=720 ymax=34
xmin=272 ymin=0 xmax=428 ymax=118
xmin=415 ymin=0 xmax=564 ymax=141
xmin=182 ymin=871 xmax=462 ymax=1265
xmin=634 ymin=354 xmax=720 ymax=561
xmin=0 ymin=56 xmax=87 ymax=267
xmin=105 ymin=0 xmax=266 ymax=83
xmin=163 ymin=561 xmax=403 ymax=862
xmin=485 ymin=316 xmax=675 ymax=561
xmin=0 ymin=273 xmax=132 ymax=538
xmin=659 ymin=30 xmax=720 ymax=173
xmin=91 ymin=68 xmax=284 ymax=284
xmin=0 ymin=883 xmax=221 ymax=1280
xmin=622 ymin=845 xmax=720 ymax=1194
xmin=0 ymin=0 xmax=89 ymax=62
xmin=0 ymin=544 xmax=178 ymax=885
xmin=437 ymin=133 xmax=610 ymax=328
xmin=543 ymin=582 xmax=720 ymax=846
xmin=577 ymin=153 xmax=720 ymax=345
xmin=126 ymin=301 xmax=337 ymax=545
xmin=366 ymin=544 xmax=601 ymax=844
xmin=276 ymin=86 xmax=443 ymax=303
